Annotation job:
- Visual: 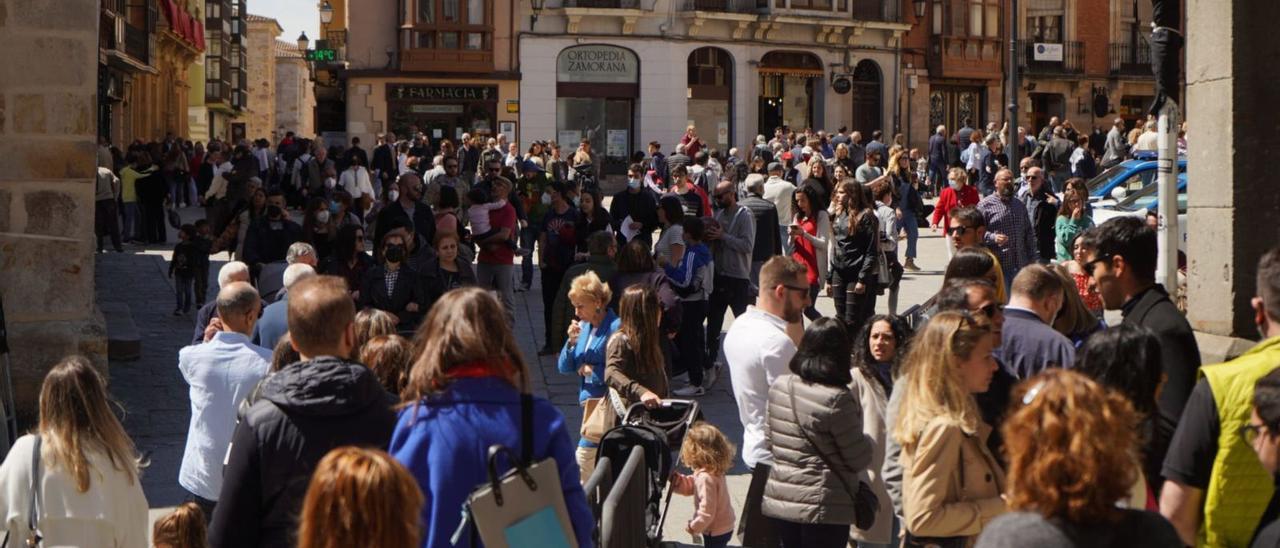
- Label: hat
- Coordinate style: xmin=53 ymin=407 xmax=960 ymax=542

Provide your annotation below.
xmin=521 ymin=159 xmax=544 ymax=173
xmin=781 ymin=151 xmax=793 ymax=161
xmin=767 ymin=162 xmax=783 ymax=173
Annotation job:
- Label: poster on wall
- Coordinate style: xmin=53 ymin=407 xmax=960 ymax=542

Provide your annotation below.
xmin=607 ymin=129 xmax=628 ymax=158
xmin=717 ymin=123 xmax=729 ymax=145
xmin=558 ymin=130 xmax=582 ymax=147
xmin=500 ymin=121 xmax=517 ymax=145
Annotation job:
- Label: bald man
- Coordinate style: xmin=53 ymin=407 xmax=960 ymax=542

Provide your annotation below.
xmin=179 ymin=281 xmax=270 ymax=518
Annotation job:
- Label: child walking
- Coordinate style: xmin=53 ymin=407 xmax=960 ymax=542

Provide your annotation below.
xmin=169 ymin=224 xmax=201 ymax=316
xmin=671 ymin=421 xmax=736 ymax=548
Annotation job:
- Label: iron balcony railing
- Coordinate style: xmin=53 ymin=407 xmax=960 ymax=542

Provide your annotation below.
xmin=1109 ymin=41 xmax=1153 ymax=77
xmin=680 ymin=0 xmax=759 ymax=12
xmin=1015 ymin=40 xmax=1083 ymax=75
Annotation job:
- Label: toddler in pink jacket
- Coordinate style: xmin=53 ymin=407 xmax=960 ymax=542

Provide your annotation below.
xmin=671 ymin=422 xmax=737 ymax=547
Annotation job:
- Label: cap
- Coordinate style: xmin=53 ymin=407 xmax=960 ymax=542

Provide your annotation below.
xmin=522 ymin=159 xmax=544 ymax=173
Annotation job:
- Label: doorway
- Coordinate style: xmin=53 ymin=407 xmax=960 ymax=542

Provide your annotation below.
xmin=850 ymin=60 xmax=882 ymax=134
xmin=1029 ymin=92 xmax=1065 ymax=135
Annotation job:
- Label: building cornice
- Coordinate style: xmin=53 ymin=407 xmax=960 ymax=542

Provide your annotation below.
xmin=339 ymin=69 xmax=522 ymax=81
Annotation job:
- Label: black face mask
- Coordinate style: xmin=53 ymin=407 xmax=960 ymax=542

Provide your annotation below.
xmin=384 ymin=244 xmax=406 ymax=263
xmin=266 ymin=205 xmax=284 ymax=219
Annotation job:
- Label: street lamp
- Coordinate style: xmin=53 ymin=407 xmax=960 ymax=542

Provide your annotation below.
xmin=530 ymin=0 xmax=544 ymax=30
xmin=319 ymin=1 xmax=334 ymax=24
xmin=913 ymin=0 xmax=926 ymax=19
xmin=296 ymin=31 xmax=310 ymax=52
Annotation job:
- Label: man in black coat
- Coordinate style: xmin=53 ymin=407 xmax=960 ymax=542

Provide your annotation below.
xmin=609 ymin=163 xmax=660 ymax=248
xmin=242 ymin=192 xmax=304 ymax=273
xmin=343 ymin=136 xmax=369 ymax=172
xmin=1081 ymin=216 xmax=1200 ymax=495
xmin=374 ymin=172 xmax=435 ymax=251
xmin=370 ymin=132 xmax=398 ymax=194
xmin=1018 ymin=165 xmax=1059 ymax=263
xmin=740 ymin=174 xmax=781 ymax=292
xmin=209 ymin=276 xmax=396 ymax=548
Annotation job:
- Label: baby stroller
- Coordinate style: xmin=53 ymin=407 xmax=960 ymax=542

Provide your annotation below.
xmin=596 ymin=399 xmax=700 ymax=547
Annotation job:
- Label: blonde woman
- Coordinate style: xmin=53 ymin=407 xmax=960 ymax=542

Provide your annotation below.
xmin=894 ymin=311 xmax=1007 ymax=544
xmin=556 ymin=270 xmax=620 ymax=480
xmin=0 ymin=356 xmax=148 ymax=546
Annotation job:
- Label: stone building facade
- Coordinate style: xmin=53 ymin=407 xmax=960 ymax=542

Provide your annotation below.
xmin=518 ymin=1 xmax=909 ymax=179
xmin=275 ymin=40 xmax=317 ymax=139
xmin=244 ymin=14 xmax=282 ymax=141
xmin=0 ymin=0 xmax=107 ymax=414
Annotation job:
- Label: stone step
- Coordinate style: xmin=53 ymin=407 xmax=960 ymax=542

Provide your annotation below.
xmin=100 ymin=301 xmax=141 ymax=361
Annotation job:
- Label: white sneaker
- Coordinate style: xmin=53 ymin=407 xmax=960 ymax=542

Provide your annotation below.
xmin=672 ymin=385 xmax=705 ymax=397
xmin=704 ymin=363 xmax=721 ymax=389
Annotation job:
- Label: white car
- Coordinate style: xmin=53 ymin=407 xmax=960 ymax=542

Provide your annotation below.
xmin=1091 ymin=174 xmax=1188 ymax=253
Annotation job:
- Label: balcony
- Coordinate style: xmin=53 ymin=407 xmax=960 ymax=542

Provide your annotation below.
xmin=679 ymin=0 xmax=759 ymax=12
xmin=928 ymin=35 xmax=1003 ymax=80
xmin=124 ymin=22 xmax=149 ymax=64
xmin=400 ymin=28 xmax=494 ymax=72
xmin=325 ymin=30 xmax=347 ymax=48
xmin=205 ymin=80 xmax=230 ymax=103
xmin=1109 ymin=41 xmax=1152 ymax=78
xmin=1015 ymin=40 xmax=1083 ymax=75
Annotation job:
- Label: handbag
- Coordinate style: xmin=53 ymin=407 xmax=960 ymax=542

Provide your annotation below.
xmin=873 ymin=219 xmax=893 ymax=293
xmin=2 ymin=435 xmax=42 ymax=547
xmin=454 ymin=393 xmax=578 ymax=548
xmin=579 ymin=397 xmax=613 ymax=444
xmin=785 ymin=377 xmax=879 ymax=532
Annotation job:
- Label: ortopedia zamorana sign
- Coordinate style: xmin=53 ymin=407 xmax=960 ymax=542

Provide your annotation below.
xmin=387 ymin=84 xmax=498 ymax=101
xmin=557 ymin=45 xmax=639 ymax=84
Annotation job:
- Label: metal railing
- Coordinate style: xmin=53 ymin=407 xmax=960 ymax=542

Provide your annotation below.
xmin=600 ymin=446 xmax=647 ymax=548
xmin=1015 ymin=40 xmax=1083 ymax=75
xmin=124 ymin=22 xmax=149 ymax=63
xmin=1109 ymin=41 xmax=1152 ymax=77
xmin=565 ymin=0 xmax=642 ymax=7
xmin=680 ymin=0 xmax=758 ymax=12
xmin=583 ymin=457 xmax=614 ymax=546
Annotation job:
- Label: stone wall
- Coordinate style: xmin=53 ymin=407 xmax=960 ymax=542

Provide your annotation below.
xmin=0 ymin=0 xmax=107 ymax=415
xmin=275 ymin=49 xmax=315 ymax=138
xmin=245 ymin=18 xmax=280 ymax=141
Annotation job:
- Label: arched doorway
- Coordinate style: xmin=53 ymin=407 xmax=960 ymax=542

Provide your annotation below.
xmin=851 ymin=60 xmax=882 ymax=134
xmin=687 ymin=47 xmax=734 ymax=151
xmin=758 ymin=51 xmax=822 ymax=134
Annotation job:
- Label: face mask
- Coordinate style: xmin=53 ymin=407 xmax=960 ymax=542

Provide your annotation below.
xmin=948 ymin=180 xmax=960 ymax=191
xmin=627 ymin=178 xmax=641 ymax=190
xmin=388 ymin=189 xmax=400 ymax=202
xmin=384 ymin=244 xmax=406 ymax=263
xmin=541 ymin=193 xmax=553 ymax=206
xmin=316 ymin=210 xmax=330 ymax=224
xmin=325 ymin=177 xmax=337 ymax=189
xmin=572 ymin=196 xmax=581 ymax=207
xmin=329 ymin=201 xmax=340 ymax=214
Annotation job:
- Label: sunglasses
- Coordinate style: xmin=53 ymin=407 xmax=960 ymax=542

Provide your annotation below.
xmin=947 ymin=225 xmax=978 ymax=236
xmin=974 ymin=303 xmax=1004 ymax=319
xmin=1083 ymin=254 xmax=1113 ymax=273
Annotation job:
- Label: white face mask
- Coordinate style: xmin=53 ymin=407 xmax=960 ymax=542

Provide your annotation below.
xmin=324 ymin=177 xmax=337 ymax=189
xmin=541 ymin=193 xmax=553 ymax=206
xmin=388 ymin=189 xmax=400 ymax=202
xmin=315 ymin=210 xmax=330 ymax=224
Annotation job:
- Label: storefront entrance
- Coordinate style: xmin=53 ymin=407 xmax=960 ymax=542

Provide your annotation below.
xmin=556 ymin=44 xmax=639 ymax=177
xmin=687 ymin=47 xmax=734 ymax=150
xmin=758 ymin=51 xmax=822 ymax=133
xmin=929 ymin=85 xmax=986 ymax=136
xmin=850 ymin=60 xmax=882 ymax=134
xmin=1029 ymin=92 xmax=1066 ymax=135
xmin=387 ymin=83 xmax=498 ymax=143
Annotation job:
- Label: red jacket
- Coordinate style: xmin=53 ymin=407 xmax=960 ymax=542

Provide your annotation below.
xmin=931 ymin=184 xmax=979 ymax=230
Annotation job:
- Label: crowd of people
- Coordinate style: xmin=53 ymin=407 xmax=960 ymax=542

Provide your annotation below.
xmin=6 ymin=114 xmax=1257 ymax=548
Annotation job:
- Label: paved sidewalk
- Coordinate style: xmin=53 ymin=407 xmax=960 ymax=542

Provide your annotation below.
xmin=102 ymin=205 xmax=952 ymax=545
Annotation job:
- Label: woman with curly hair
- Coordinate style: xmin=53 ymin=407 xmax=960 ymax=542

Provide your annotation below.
xmin=975 ymin=369 xmax=1181 ymax=547
xmin=850 ymin=314 xmax=912 ymax=547
xmin=895 ymin=310 xmax=1005 ymax=544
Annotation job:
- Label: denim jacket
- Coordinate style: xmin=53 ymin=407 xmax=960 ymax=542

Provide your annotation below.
xmin=557 ymin=309 xmax=621 ymax=404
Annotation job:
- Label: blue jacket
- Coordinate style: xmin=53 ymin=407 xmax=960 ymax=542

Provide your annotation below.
xmin=557 ymin=309 xmax=620 ymax=404
xmin=389 ymin=376 xmax=594 ymax=548
xmin=665 ymin=242 xmax=712 ymax=301
xmin=251 ymin=295 xmax=288 ymax=350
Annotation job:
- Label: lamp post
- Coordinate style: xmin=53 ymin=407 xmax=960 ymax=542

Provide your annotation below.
xmin=530 ymin=0 xmax=544 ymax=30
xmin=296 ymin=31 xmax=310 ymax=52
xmin=913 ymin=0 xmax=926 ymax=19
xmin=1007 ymin=0 xmax=1021 ymax=175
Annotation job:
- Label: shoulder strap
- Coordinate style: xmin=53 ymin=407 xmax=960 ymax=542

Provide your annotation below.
xmin=786 ymin=377 xmax=858 ymax=497
xmin=29 ymin=435 xmax=42 ymax=541
xmin=520 ymin=392 xmax=533 ymax=465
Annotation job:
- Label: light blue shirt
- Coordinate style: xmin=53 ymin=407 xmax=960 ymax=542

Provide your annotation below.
xmin=178 ymin=331 xmax=270 ymax=500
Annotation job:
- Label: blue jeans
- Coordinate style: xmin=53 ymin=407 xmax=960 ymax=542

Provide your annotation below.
xmin=519 ymin=225 xmax=539 ymax=286
xmin=175 ymin=274 xmax=194 ymax=312
xmin=121 ymin=202 xmax=140 ymax=242
xmin=901 ymin=214 xmax=918 ymax=259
